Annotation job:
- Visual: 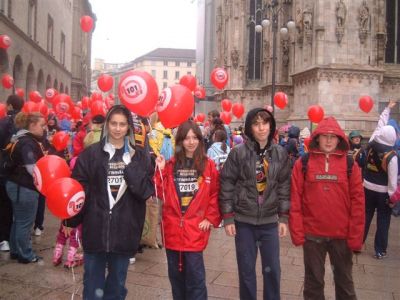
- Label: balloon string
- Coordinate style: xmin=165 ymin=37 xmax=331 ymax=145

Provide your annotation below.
xmin=70 ymin=227 xmax=82 ymax=300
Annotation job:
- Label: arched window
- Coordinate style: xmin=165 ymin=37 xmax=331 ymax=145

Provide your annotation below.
xmin=248 ymin=0 xmax=263 ymax=80
xmin=386 ymin=0 xmax=400 ymax=63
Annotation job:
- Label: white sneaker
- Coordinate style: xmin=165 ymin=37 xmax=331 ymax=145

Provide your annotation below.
xmin=129 ymin=257 xmax=136 ymax=264
xmin=0 ymin=240 xmax=10 ymax=251
xmin=33 ymin=228 xmax=42 ymax=236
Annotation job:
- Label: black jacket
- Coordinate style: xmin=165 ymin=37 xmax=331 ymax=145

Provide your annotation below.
xmin=65 ymin=139 xmax=154 ymax=256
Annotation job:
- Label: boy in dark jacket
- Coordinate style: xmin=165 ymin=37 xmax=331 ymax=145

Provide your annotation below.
xmin=219 ymin=108 xmax=291 ymax=300
xmin=289 ymin=117 xmax=365 ymax=300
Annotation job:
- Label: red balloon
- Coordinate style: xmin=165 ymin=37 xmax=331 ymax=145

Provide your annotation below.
xmin=104 ymin=96 xmax=115 ymax=110
xmin=210 ymin=67 xmax=229 ymax=90
xmin=118 ymin=70 xmax=159 ymax=117
xmin=194 ymin=85 xmax=206 ymax=99
xmin=15 ymin=88 xmax=25 ymax=99
xmin=97 ymin=74 xmax=114 ymax=92
xmin=29 ymin=90 xmax=42 ymax=103
xmin=81 ymin=96 xmax=90 ymax=110
xmin=232 ymin=103 xmax=245 ymax=118
xmin=38 ymin=100 xmax=49 ymax=118
xmin=71 ymin=106 xmax=83 ymax=120
xmin=90 ymin=91 xmax=103 ymax=102
xmin=359 ymin=96 xmax=374 ymax=113
xmin=80 ymin=15 xmax=94 ymax=33
xmin=197 ymin=113 xmax=206 ymax=123
xmin=1 ymin=74 xmax=13 ymax=89
xmin=53 ymin=93 xmax=74 ymax=114
xmin=76 ymin=101 xmax=82 ymax=108
xmin=156 ymin=84 xmax=194 ymax=128
xmin=108 ymin=93 xmax=115 ymax=99
xmin=274 ymin=92 xmax=288 ymax=109
xmin=221 ymin=99 xmax=232 ymax=112
xmin=179 ymin=74 xmax=197 ymax=92
xmin=90 ymin=100 xmax=107 ymax=117
xmin=46 ymin=178 xmax=85 ymax=219
xmin=45 ymin=88 xmax=58 ymax=103
xmin=0 ymin=35 xmax=11 ymax=49
xmin=307 ymin=105 xmax=325 ymax=123
xmin=33 ymin=155 xmax=71 ymax=196
xmin=52 ymin=131 xmax=70 ymax=152
xmin=22 ymin=101 xmax=40 ymax=113
xmin=220 ymin=111 xmax=232 ymax=125
xmin=0 ymin=103 xmax=6 ymax=118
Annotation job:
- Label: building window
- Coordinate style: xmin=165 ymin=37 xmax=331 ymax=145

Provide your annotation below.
xmin=60 ymin=32 xmax=65 ymax=65
xmin=163 ymin=82 xmax=168 ymax=89
xmin=175 ymin=61 xmax=180 ymax=66
xmin=163 ymin=70 xmax=168 ymax=79
xmin=175 ymin=71 xmax=180 ymax=80
xmin=187 ymin=62 xmax=192 ymax=67
xmin=47 ymin=14 xmax=54 ymax=55
xmin=151 ymin=70 xmax=156 ymax=78
xmin=187 ymin=71 xmax=192 ymax=75
xmin=163 ymin=60 xmax=168 ymax=66
xmin=386 ymin=0 xmax=400 ymax=63
xmin=248 ymin=0 xmax=263 ymax=80
xmin=28 ymin=0 xmax=37 ymax=39
xmin=7 ymin=0 xmax=11 ymax=18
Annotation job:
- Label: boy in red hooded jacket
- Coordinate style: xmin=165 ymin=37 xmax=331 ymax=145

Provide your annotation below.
xmin=289 ymin=117 xmax=365 ymax=300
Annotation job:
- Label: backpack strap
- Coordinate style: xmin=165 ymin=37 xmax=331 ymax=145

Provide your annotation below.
xmin=302 ymin=152 xmax=353 ymax=178
xmin=381 ymin=150 xmax=396 ymax=173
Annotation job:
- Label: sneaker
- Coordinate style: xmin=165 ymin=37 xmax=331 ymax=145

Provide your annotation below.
xmin=18 ymin=255 xmax=43 ymax=264
xmin=33 ymin=228 xmax=42 ymax=236
xmin=373 ymin=252 xmax=386 ymax=259
xmin=0 ymin=240 xmax=10 ymax=252
xmin=129 ymin=257 xmax=136 ymax=264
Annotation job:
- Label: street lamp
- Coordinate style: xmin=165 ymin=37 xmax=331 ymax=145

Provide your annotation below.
xmin=254 ymin=0 xmax=295 ymax=115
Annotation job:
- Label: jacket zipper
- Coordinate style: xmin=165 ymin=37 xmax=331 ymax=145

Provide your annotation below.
xmin=107 ymin=210 xmax=112 ymax=252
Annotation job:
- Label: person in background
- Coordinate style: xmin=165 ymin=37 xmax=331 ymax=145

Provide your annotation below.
xmin=64 ymin=105 xmax=154 ymax=299
xmin=83 ymin=114 xmax=106 ymax=148
xmin=289 ymin=116 xmax=365 ymax=300
xmin=0 ymin=94 xmax=24 ymax=252
xmin=207 ymin=129 xmax=231 ymax=171
xmin=219 ymin=108 xmax=291 ymax=300
xmin=154 ymin=120 xmax=221 ymax=300
xmin=6 ymin=112 xmax=46 ymax=263
xmin=348 ymin=130 xmax=367 ymax=169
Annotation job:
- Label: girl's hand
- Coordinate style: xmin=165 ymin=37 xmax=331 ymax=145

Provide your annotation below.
xmin=199 ymin=219 xmax=212 ymax=231
xmin=388 ymin=99 xmax=397 ymax=109
xmin=155 ymin=155 xmax=166 ymax=170
xmin=62 ymin=225 xmax=72 ymax=237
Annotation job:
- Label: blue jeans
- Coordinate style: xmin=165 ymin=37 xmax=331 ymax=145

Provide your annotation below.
xmin=6 ymin=181 xmax=38 ymax=261
xmin=363 ymin=188 xmax=392 ymax=254
xmin=235 ymin=221 xmax=281 ymax=300
xmin=83 ymin=252 xmax=130 ymax=300
xmin=166 ymin=249 xmax=207 ymax=300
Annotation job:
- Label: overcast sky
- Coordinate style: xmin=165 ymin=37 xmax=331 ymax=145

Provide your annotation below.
xmin=90 ymin=0 xmax=198 ymax=65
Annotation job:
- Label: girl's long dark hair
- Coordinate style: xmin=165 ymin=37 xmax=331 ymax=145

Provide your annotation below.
xmin=174 ymin=120 xmax=207 ymax=174
xmin=213 ymin=129 xmax=227 ymax=153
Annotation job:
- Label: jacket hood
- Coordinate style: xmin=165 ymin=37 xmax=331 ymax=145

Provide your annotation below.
xmin=310 ymin=117 xmax=349 ymax=151
xmin=244 ymin=108 xmax=276 ymax=148
xmin=288 ymin=125 xmax=300 ymax=139
xmin=373 ymin=125 xmax=396 ymax=147
xmin=100 ymin=105 xmax=136 ymax=147
xmin=388 ymin=119 xmax=400 ymax=134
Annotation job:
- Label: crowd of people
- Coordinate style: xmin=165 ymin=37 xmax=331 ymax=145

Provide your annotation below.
xmin=0 ymin=94 xmax=399 ymax=299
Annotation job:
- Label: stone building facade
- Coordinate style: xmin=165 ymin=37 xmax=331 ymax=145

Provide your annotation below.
xmin=0 ymin=0 xmax=94 ymax=103
xmin=209 ymin=0 xmax=400 ymax=134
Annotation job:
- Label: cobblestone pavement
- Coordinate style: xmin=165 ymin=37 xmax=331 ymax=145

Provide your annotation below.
xmin=0 ymin=211 xmax=399 ymax=300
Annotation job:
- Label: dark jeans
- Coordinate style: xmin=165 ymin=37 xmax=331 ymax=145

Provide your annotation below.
xmin=363 ymin=188 xmax=392 ymax=254
xmin=34 ymin=194 xmax=45 ymax=230
xmin=166 ymin=249 xmax=207 ymax=300
xmin=6 ymin=181 xmax=38 ymax=261
xmin=235 ymin=221 xmax=280 ymax=300
xmin=0 ymin=181 xmax=12 ymax=241
xmin=83 ymin=252 xmax=130 ymax=300
xmin=303 ymin=239 xmax=356 ymax=300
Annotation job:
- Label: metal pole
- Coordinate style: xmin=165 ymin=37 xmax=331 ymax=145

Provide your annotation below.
xmin=270 ymin=6 xmax=278 ymax=116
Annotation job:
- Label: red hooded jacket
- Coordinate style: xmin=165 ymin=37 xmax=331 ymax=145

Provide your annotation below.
xmin=154 ymin=157 xmax=221 ymax=252
xmin=289 ymin=117 xmax=365 ymax=251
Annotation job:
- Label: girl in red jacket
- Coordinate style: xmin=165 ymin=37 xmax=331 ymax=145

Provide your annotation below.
xmin=155 ymin=120 xmax=221 ymax=300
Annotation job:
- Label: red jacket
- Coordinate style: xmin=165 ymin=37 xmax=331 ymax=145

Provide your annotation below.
xmin=289 ymin=117 xmax=365 ymax=251
xmin=154 ymin=157 xmax=221 ymax=252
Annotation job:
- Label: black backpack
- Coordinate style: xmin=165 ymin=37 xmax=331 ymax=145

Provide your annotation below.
xmin=0 ymin=139 xmax=19 ymax=178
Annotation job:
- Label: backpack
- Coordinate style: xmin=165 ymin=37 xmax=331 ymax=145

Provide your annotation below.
xmin=301 ymin=153 xmax=354 ymax=178
xmin=0 ymin=139 xmax=19 ymax=178
xmin=287 ymin=138 xmax=304 ymax=168
xmin=160 ymin=133 xmax=174 ymax=161
xmin=365 ymin=149 xmax=396 ymax=173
